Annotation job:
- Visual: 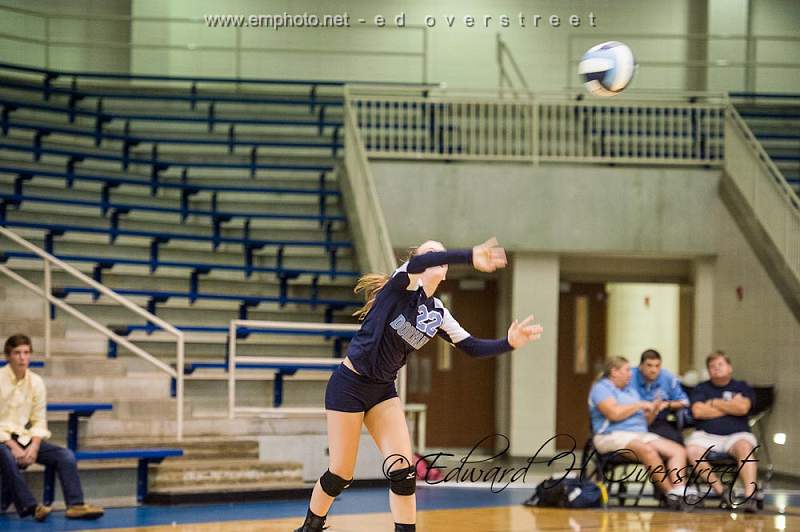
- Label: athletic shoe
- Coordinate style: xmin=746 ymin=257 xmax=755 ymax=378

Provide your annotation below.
xmin=34 ymin=504 xmax=51 ymax=522
xmin=65 ymin=503 xmax=104 ymax=519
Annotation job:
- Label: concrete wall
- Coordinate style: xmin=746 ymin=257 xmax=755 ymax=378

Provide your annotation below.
xmin=128 ymin=0 xmax=692 ymax=87
xmin=2 ymin=0 xmax=797 ymax=91
xmin=606 ymin=283 xmax=681 ymax=374
xmin=259 ymin=433 xmax=385 ymax=481
xmin=128 ymin=0 xmax=800 ymax=91
xmin=711 ymin=194 xmax=800 ymax=475
xmin=708 ymin=0 xmax=800 ymax=92
xmin=0 ymin=0 xmax=131 ymax=72
xmin=370 ymin=161 xmax=721 ymax=255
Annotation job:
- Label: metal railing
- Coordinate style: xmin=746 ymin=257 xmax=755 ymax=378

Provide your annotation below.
xmin=497 ymin=34 xmax=531 ymax=98
xmin=342 ymin=87 xmax=398 ymax=273
xmin=536 ymin=95 xmax=726 ymax=164
xmin=226 ymin=319 xmax=359 ymax=418
xmin=0 ymin=5 xmax=430 ymax=83
xmin=350 ymin=91 xmax=536 ymax=162
xmin=0 ymin=226 xmax=186 ymax=440
xmin=226 ymin=319 xmax=428 ymax=450
xmin=724 ymin=106 xmax=800 ymax=279
xmin=348 ymin=86 xmax=728 ymax=165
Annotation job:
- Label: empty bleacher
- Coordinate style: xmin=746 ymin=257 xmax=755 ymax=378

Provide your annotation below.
xmin=731 ymin=92 xmax=800 ymax=195
xmin=0 ymin=62 xmax=369 ymax=502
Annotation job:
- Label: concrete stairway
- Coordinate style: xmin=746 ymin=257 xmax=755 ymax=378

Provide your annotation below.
xmin=82 ymin=439 xmax=305 ymax=502
xmin=734 ymin=99 xmax=800 ymax=195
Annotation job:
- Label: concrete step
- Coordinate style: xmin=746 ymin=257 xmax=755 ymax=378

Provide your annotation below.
xmin=0 ymin=174 xmax=344 ymax=208
xmin=82 ymin=438 xmax=259 ymax=460
xmin=147 ymin=480 xmax=309 ymax=497
xmin=0 ymin=150 xmax=341 ymax=182
xmin=3 ymin=130 xmax=340 ymax=165
xmin=149 ymin=458 xmax=303 ymax=490
xmin=1 ymin=113 xmax=342 ymax=144
xmin=0 ymin=157 xmax=343 ymax=194
xmin=4 ymin=209 xmax=350 ymax=242
xmin=0 ymin=318 xmax=67 ymax=338
xmin=28 ymin=336 xmax=107 ymax=357
xmin=37 ymin=356 xmax=127 ymax=377
xmin=43 ymin=372 xmax=171 ymax=401
xmin=8 ymin=130 xmax=339 ymax=163
xmin=109 ymin=398 xmax=193 ymax=420
xmin=47 ymin=301 xmax=355 ymax=328
xmin=8 ymin=264 xmax=359 ymax=297
xmin=84 ymin=414 xmax=328 ymax=440
xmin=11 ymin=232 xmax=357 ymax=266
xmin=46 ymin=399 xmax=196 ymax=424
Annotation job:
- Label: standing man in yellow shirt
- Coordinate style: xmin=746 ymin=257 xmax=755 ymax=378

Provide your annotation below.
xmin=0 ymin=334 xmax=104 ymax=522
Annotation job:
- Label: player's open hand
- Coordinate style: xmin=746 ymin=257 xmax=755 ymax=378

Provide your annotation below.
xmin=472 ymin=237 xmax=507 ymax=272
xmin=507 ymin=315 xmax=543 ymax=348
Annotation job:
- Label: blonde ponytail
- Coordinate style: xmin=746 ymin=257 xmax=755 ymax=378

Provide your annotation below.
xmin=352 ymin=273 xmax=391 ymax=320
xmin=352 ymin=244 xmax=431 ymax=320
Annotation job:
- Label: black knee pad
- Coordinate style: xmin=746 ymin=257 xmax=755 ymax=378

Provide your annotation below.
xmin=320 ymin=469 xmax=352 ymax=497
xmin=389 ymin=465 xmax=416 ymax=496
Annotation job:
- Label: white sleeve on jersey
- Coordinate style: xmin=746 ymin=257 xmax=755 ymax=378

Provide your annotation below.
xmin=433 ymin=298 xmax=470 ymax=344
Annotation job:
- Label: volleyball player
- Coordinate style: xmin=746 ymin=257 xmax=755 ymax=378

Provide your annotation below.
xmin=294 ymin=238 xmax=543 ymax=532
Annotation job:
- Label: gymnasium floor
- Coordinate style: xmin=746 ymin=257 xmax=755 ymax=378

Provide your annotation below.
xmin=1 ymin=485 xmax=798 ymax=531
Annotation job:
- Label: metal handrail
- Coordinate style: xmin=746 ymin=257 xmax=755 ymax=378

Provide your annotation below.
xmin=727 ymin=106 xmax=800 ymax=212
xmin=343 ymin=88 xmax=397 ymax=274
xmin=347 ymin=83 xmax=729 ymax=102
xmin=348 ymin=88 xmax=727 ymax=164
xmin=0 ymin=226 xmax=185 ymax=440
xmin=227 ymin=320 xmax=359 ymax=418
xmin=497 ymin=34 xmax=531 ymax=98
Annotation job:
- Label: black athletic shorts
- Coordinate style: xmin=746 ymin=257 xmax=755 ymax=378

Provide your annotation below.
xmin=324 ymin=363 xmax=398 ymax=413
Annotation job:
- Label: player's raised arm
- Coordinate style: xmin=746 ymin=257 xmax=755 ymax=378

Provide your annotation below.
xmin=471 ymin=237 xmax=507 ymax=272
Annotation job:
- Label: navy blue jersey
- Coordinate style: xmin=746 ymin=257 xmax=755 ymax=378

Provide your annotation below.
xmin=690 ymin=379 xmax=755 ymax=435
xmin=347 ymin=251 xmax=512 ymax=383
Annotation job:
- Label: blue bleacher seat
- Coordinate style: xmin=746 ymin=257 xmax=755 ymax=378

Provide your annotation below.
xmin=47 ymin=403 xmax=113 ymax=451
xmin=0 ymin=360 xmax=44 ymax=368
xmin=43 ymin=448 xmax=183 ymax=504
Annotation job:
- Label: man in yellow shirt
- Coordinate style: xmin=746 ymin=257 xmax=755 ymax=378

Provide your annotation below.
xmin=0 ymin=334 xmax=103 ymax=522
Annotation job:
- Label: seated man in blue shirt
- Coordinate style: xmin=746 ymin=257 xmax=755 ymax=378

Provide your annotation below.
xmin=631 ymin=349 xmax=690 ymax=444
xmin=589 ymin=356 xmax=694 ymax=507
xmin=687 ymin=350 xmax=759 ymax=513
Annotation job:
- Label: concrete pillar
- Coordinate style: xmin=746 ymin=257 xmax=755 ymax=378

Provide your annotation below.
xmin=692 ymin=259 xmax=715 ymax=373
xmin=509 ymin=253 xmax=559 ymax=456
xmin=686 ymin=0 xmax=709 ymax=91
xmin=495 ymin=267 xmax=512 ymax=442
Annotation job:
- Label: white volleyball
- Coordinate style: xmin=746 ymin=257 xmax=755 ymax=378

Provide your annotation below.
xmin=578 ymin=41 xmax=636 ymax=97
